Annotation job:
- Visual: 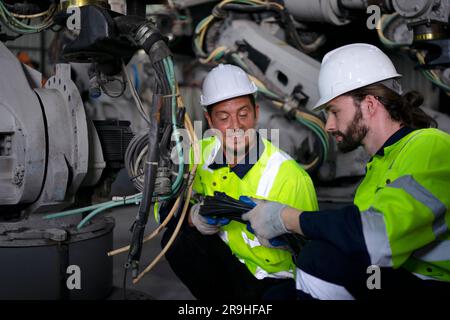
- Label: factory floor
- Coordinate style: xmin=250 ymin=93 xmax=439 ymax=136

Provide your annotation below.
xmin=106 ymin=205 xmax=195 ymax=300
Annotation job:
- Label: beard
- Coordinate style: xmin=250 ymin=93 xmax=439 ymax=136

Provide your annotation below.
xmin=333 ymin=107 xmax=368 ymax=153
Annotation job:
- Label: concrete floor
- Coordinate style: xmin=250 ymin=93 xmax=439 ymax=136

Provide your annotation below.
xmin=106 ymin=206 xmax=195 ymax=300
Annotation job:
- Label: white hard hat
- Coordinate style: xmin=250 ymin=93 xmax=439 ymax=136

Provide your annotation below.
xmin=200 ymin=64 xmax=258 ymax=107
xmin=313 ymin=43 xmax=402 ymax=111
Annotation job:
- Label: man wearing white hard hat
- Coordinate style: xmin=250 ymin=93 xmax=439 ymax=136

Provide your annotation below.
xmin=243 ymin=44 xmax=450 ymax=299
xmin=161 ymin=64 xmax=318 ymax=299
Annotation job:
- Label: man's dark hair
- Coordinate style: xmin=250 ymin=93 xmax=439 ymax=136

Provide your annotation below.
xmin=346 ymin=83 xmax=437 ymax=129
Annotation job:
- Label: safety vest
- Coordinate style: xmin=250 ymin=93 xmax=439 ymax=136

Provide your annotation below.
xmin=192 ymin=136 xmax=318 ymax=280
xmin=354 ymin=128 xmax=450 ymax=282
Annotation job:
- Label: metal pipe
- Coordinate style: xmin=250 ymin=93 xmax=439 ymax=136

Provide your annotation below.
xmin=340 ymin=0 xmax=368 ymax=10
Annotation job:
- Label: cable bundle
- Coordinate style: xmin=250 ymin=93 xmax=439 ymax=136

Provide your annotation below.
xmin=194 ymin=0 xmax=283 ymax=58
xmin=199 ymin=191 xmax=253 ymax=222
xmin=198 ymin=191 xmax=308 ymax=256
xmin=377 ymin=13 xmax=450 ymax=95
xmin=0 ymin=1 xmax=56 ymax=34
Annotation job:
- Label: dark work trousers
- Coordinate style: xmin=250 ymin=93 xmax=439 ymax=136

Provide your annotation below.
xmin=295 ymin=240 xmax=450 ymax=300
xmin=161 ymin=225 xmax=296 ymax=300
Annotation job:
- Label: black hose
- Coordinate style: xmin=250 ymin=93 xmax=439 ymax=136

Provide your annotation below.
xmin=199 ymin=192 xmax=308 ymax=256
xmin=127 ymin=94 xmax=162 ymax=278
xmin=159 ymin=124 xmax=173 ymax=161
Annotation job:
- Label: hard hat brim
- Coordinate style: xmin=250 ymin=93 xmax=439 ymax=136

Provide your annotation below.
xmin=200 ymin=83 xmax=258 ymax=107
xmin=312 ymin=74 xmax=402 ymax=112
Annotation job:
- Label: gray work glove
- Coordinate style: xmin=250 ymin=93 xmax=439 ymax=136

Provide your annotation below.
xmin=190 ymin=203 xmax=221 ymax=235
xmin=241 ymin=201 xmax=288 ymax=239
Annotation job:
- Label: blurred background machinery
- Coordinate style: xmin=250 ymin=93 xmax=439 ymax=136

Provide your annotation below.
xmin=1 ymin=0 xmax=450 ymax=299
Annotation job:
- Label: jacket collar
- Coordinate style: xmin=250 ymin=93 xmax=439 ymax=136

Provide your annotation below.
xmin=375 ymin=126 xmax=415 ymax=157
xmin=208 ymin=133 xmax=265 ymax=179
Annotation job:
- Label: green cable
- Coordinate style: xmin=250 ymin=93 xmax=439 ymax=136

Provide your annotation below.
xmin=77 ymin=202 xmax=122 ymax=229
xmin=73 ymin=191 xmax=176 ymax=228
xmin=0 ymin=2 xmax=53 ymax=33
xmin=422 ymin=70 xmax=450 ymax=92
xmin=228 ymin=0 xmax=261 ymax=6
xmin=194 ymin=16 xmax=212 ymax=57
xmin=43 ymin=193 xmax=143 ymax=219
xmin=301 ymin=121 xmax=329 ymax=160
xmin=230 ymin=53 xmax=249 ymax=70
xmin=43 ymin=190 xmax=178 ymax=227
xmin=214 ymin=50 xmax=225 ymax=61
xmin=377 ymin=14 xmax=450 ymax=93
xmin=378 ymin=14 xmax=409 ymax=49
xmin=164 ymin=57 xmax=184 ymax=194
xmin=194 ymin=16 xmax=210 ymax=34
xmin=258 ymin=87 xmax=282 ymax=101
xmin=43 ymin=202 xmax=109 ymax=219
xmin=295 ymin=115 xmax=329 ymax=162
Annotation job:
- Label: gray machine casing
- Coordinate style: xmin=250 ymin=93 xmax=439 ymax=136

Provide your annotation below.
xmin=0 ymin=41 xmax=105 ymax=215
xmin=0 ymin=41 xmax=112 ymax=300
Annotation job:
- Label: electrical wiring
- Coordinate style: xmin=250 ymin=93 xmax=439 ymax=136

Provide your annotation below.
xmin=125 ymin=132 xmax=150 ymax=192
xmin=298 ymin=110 xmax=327 ymax=132
xmin=42 ymin=26 xmax=196 ymax=286
xmin=130 ymin=110 xmax=200 ymax=284
xmin=416 ymin=51 xmax=450 ymax=93
xmin=132 ymin=122 xmax=199 ymax=284
xmin=163 ymin=57 xmax=185 ymax=192
xmin=294 ymin=112 xmax=328 ymax=165
xmin=0 ymin=1 xmax=56 ymax=34
xmin=132 ymin=175 xmax=193 ymax=284
xmin=43 ymin=203 xmax=110 ymax=220
xmin=121 ymin=54 xmax=193 ymax=284
xmin=107 ymin=196 xmax=182 ymax=257
xmin=123 ymin=54 xmax=184 ymax=283
xmin=11 ymin=9 xmax=51 ymax=19
xmin=42 ymin=190 xmax=180 ymax=229
xmin=77 ymin=201 xmax=124 ymax=229
xmin=198 ymin=191 xmax=308 ymax=255
xmin=193 ymin=0 xmax=285 ymax=58
xmin=199 ymin=192 xmax=253 ymax=221
xmin=43 ymin=193 xmax=143 ymax=220
xmin=377 ymin=13 xmax=411 ymax=49
xmin=377 ymin=13 xmax=450 ymax=95
xmin=124 ymin=57 xmax=185 ymax=198
xmin=46 ymin=93 xmax=198 ymax=281
xmin=122 ymin=62 xmax=151 ymax=124
xmin=199 ymin=46 xmax=229 ymax=64
xmin=43 ymin=194 xmax=145 ymax=231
